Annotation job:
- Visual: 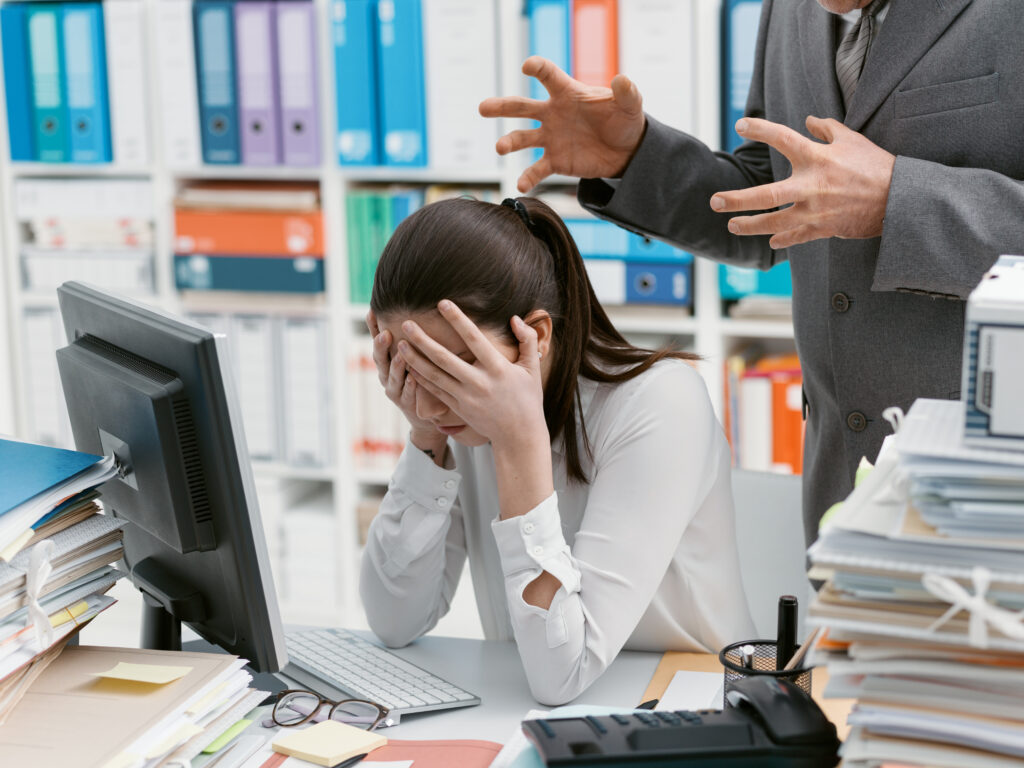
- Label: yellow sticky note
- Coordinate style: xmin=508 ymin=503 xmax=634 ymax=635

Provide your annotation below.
xmin=272 ymin=720 xmax=387 ymax=767
xmin=94 ymin=662 xmax=193 ymax=685
xmin=0 ymin=528 xmax=33 ymax=562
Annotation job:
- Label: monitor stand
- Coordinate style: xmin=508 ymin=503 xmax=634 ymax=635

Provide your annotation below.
xmin=134 ymin=557 xmax=205 ymax=652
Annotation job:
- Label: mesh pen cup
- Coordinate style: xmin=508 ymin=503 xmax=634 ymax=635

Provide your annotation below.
xmin=719 ymin=639 xmax=812 ymax=706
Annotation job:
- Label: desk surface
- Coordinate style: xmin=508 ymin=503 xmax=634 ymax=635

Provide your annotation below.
xmin=323 ymin=635 xmax=662 ymax=743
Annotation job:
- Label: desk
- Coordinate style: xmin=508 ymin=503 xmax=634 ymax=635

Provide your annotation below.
xmin=289 ymin=634 xmax=662 ymax=743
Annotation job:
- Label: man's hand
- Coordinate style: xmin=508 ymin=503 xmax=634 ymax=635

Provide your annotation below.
xmin=710 ymin=116 xmax=896 ymax=249
xmin=479 ymin=56 xmax=647 ymax=192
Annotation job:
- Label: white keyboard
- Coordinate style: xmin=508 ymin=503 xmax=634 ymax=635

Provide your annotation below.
xmin=283 ymin=627 xmax=480 ymax=718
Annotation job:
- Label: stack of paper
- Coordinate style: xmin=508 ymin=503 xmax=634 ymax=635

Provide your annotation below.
xmin=0 ymin=645 xmax=268 ymax=768
xmin=0 ymin=438 xmax=124 ymax=720
xmin=809 ymin=399 xmax=1024 ymax=768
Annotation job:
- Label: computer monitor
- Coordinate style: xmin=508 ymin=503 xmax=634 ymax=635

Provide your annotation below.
xmin=55 ymin=281 xmax=288 ymax=673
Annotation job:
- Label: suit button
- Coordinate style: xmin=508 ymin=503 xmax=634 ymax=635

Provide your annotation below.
xmin=846 ymin=411 xmax=868 ymax=432
xmin=831 ymin=292 xmax=850 ymax=313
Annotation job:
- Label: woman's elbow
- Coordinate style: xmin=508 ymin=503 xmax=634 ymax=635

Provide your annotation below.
xmin=525 ymin=666 xmax=596 ymax=707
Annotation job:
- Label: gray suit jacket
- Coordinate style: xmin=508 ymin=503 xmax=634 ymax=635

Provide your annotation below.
xmin=579 ymin=0 xmax=1024 ymax=546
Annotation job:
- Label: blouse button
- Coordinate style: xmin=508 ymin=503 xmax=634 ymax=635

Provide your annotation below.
xmin=435 ymin=497 xmax=449 ymax=508
xmin=443 ymin=479 xmax=456 ymax=489
xmin=532 ymin=545 xmax=544 ymax=557
xmin=523 ymin=522 xmax=536 ymax=534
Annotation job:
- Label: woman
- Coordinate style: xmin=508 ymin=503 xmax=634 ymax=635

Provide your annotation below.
xmin=360 ymin=196 xmax=754 ymax=704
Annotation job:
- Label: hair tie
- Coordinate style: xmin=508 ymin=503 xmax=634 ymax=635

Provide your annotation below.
xmin=502 ymin=197 xmax=534 ymax=229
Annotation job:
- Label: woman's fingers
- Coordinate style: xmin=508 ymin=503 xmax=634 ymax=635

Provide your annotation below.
xmin=374 ymin=330 xmax=394 ymax=387
xmin=511 ymin=316 xmax=540 ymax=369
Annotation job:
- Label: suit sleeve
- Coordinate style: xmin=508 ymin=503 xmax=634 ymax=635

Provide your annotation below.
xmin=577 ymin=0 xmax=782 ymax=271
xmin=872 ymin=156 xmax=1017 ymax=298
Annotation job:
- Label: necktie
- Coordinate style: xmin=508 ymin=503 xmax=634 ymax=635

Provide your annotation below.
xmin=835 ymin=0 xmax=889 ymax=110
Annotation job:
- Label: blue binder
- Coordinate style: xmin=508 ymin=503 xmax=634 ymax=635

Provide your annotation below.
xmin=626 ymin=262 xmax=692 ymax=306
xmin=377 ymin=0 xmax=426 ymax=166
xmin=62 ymin=3 xmax=112 ymax=163
xmin=527 ymin=0 xmax=570 ymax=161
xmin=1 ymin=3 xmax=35 ymax=161
xmin=719 ymin=261 xmax=793 ymax=300
xmin=193 ymin=0 xmax=240 ymax=164
xmin=332 ymin=0 xmax=380 ymax=165
xmin=26 ymin=4 xmax=69 ymax=162
xmin=721 ymin=0 xmax=762 ymax=152
xmin=174 ymin=254 xmax=325 ymax=293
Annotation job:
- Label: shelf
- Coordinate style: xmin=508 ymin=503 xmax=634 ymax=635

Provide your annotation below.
xmin=719 ymin=317 xmax=795 ymax=339
xmin=9 ymin=163 xmax=152 ymax=178
xmin=250 ymin=461 xmax=337 ymax=481
xmin=178 ymin=290 xmax=330 ymax=316
xmin=340 ymin=167 xmax=504 ymax=185
xmin=605 ymin=306 xmax=697 ymax=335
xmin=355 ymin=468 xmax=394 ymax=486
xmin=169 ymin=165 xmax=325 ymax=181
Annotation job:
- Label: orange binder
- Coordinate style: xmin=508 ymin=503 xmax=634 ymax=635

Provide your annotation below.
xmin=572 ymin=0 xmax=618 ymax=87
xmin=174 ymin=208 xmax=324 ymax=256
xmin=770 ymin=369 xmax=804 ymax=475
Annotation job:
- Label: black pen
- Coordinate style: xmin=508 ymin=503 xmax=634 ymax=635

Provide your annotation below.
xmin=776 ymin=595 xmax=798 ymax=671
xmin=636 ymin=699 xmax=659 ymax=710
xmin=332 ymin=753 xmax=368 ymax=768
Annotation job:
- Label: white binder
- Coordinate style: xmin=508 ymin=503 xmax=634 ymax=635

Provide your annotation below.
xmin=154 ymin=0 xmax=202 ymax=167
xmin=230 ymin=314 xmax=281 ymax=461
xmin=103 ymin=0 xmax=150 ymax=166
xmin=618 ymin=0 xmax=697 ymax=136
xmin=422 ymin=0 xmax=499 ymax=170
xmin=281 ymin=317 xmax=332 ymax=467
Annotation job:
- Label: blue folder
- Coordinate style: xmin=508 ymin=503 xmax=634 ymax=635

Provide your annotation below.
xmin=2 ymin=3 xmax=36 ymax=161
xmin=332 ymin=0 xmax=380 ymax=165
xmin=721 ymin=0 xmax=763 ymax=152
xmin=62 ymin=3 xmax=112 ymax=163
xmin=0 ymin=438 xmax=103 ymax=516
xmin=719 ymin=261 xmax=793 ymax=300
xmin=377 ymin=0 xmax=426 ymax=166
xmin=174 ymin=254 xmax=325 ymax=293
xmin=26 ymin=4 xmax=69 ymax=162
xmin=194 ymin=0 xmax=240 ymax=164
xmin=527 ymin=0 xmax=570 ymax=161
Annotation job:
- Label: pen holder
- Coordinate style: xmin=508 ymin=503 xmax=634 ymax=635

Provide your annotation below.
xmin=718 ymin=640 xmax=812 ymax=707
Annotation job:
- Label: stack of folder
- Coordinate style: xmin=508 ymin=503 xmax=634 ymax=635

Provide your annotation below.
xmin=0 ymin=438 xmax=123 ymax=722
xmin=174 ymin=182 xmax=324 ymax=294
xmin=16 ymin=177 xmax=156 ymax=297
xmin=808 ymin=398 xmax=1024 ymax=768
xmin=0 ymin=645 xmax=268 ymax=767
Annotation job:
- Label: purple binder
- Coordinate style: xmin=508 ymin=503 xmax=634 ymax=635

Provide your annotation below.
xmin=235 ymin=1 xmax=281 ymax=165
xmin=275 ymin=0 xmax=320 ymax=166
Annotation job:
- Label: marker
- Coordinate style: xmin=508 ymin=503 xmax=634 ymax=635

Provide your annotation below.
xmin=776 ymin=595 xmax=798 ymax=671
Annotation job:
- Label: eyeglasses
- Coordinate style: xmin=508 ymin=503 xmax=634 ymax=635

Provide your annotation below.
xmin=270 ymin=689 xmax=391 ymax=731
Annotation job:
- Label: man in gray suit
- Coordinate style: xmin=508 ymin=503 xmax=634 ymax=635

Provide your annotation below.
xmin=481 ymin=0 xmax=1021 ymax=546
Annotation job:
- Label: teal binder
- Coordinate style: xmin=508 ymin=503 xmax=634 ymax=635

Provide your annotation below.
xmin=2 ymin=3 xmax=36 ymax=161
xmin=63 ymin=3 xmax=112 ymax=163
xmin=194 ymin=0 xmax=240 ymax=164
xmin=27 ymin=4 xmax=69 ymax=162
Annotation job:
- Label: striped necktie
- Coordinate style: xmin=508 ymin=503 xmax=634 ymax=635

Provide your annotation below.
xmin=835 ymin=0 xmax=889 ymax=110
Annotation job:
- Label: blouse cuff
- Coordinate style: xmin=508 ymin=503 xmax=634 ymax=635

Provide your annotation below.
xmin=491 ymin=492 xmax=582 ymax=596
xmin=390 ymin=437 xmax=461 ymax=513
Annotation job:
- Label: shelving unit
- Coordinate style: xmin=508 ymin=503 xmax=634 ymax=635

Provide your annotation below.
xmin=0 ymin=0 xmax=793 ymax=634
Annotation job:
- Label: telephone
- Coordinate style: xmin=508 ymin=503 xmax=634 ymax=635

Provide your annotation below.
xmin=522 ymin=676 xmax=841 ymax=768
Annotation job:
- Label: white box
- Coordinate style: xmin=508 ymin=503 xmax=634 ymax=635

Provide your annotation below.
xmin=962 ymin=255 xmax=1024 ymax=451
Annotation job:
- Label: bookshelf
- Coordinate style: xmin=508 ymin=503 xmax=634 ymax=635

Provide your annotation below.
xmin=0 ymin=0 xmax=794 ymax=634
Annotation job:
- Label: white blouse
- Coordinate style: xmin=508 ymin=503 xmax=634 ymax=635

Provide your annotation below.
xmin=359 ymin=359 xmax=755 ymax=705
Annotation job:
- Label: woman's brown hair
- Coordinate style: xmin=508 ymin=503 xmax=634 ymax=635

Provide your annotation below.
xmin=370 ymin=196 xmax=698 ymax=483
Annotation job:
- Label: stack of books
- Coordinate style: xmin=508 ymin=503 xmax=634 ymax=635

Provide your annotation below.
xmin=808 ymin=398 xmax=1024 ymax=768
xmin=0 ymin=438 xmax=123 ymax=722
xmin=174 ymin=181 xmax=324 ymax=295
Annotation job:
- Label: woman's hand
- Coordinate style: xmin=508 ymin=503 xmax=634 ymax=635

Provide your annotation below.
xmin=366 ymin=310 xmax=448 ymax=462
xmin=396 ymin=301 xmax=548 ymax=450
xmin=397 ymin=301 xmax=554 ymax=519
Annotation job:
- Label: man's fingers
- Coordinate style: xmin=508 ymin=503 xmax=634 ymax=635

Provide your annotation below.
xmin=496 ymin=127 xmax=543 ymax=156
xmin=735 ymin=117 xmax=811 ymax=162
xmin=726 ymin=208 xmax=800 ymax=237
xmin=805 ymin=115 xmax=843 ymax=144
xmin=711 ymin=179 xmax=800 ymax=213
xmin=610 ymin=73 xmax=643 ymax=115
xmin=518 ymin=155 xmax=554 ymax=193
xmin=521 ymin=56 xmax=576 ymax=97
xmin=479 ymin=95 xmax=545 ymax=120
xmin=769 ymin=225 xmax=821 ymax=250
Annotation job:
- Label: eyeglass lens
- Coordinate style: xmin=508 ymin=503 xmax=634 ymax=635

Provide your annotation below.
xmin=329 ymin=700 xmax=383 ymax=730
